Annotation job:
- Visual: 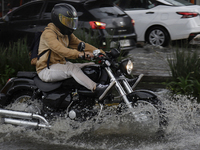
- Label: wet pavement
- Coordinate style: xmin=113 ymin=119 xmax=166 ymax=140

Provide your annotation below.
xmin=129 ymin=44 xmax=173 ymax=83
xmin=128 ymin=43 xmax=200 ymax=89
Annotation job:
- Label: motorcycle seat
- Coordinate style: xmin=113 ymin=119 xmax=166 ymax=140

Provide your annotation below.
xmin=34 ymin=76 xmax=62 ymax=92
xmin=17 ymin=71 xmax=37 ymax=79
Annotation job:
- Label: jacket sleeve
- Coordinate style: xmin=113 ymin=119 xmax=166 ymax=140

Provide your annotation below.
xmin=68 ymin=34 xmax=105 ymax=53
xmin=42 ymin=30 xmax=81 ymax=59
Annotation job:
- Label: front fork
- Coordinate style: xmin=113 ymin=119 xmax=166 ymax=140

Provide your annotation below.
xmin=100 ymin=67 xmax=143 ymax=111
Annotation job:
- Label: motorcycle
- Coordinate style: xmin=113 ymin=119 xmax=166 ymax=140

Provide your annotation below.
xmin=0 ymin=42 xmax=167 ymax=132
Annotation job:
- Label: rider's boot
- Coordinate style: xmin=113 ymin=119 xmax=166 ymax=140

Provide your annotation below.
xmin=94 ymin=83 xmax=108 ymax=98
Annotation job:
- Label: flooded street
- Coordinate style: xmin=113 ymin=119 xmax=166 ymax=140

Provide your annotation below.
xmin=0 ymin=90 xmax=200 ymax=150
xmin=129 ymin=44 xmax=171 ymax=75
xmin=0 ymin=45 xmax=200 ymax=150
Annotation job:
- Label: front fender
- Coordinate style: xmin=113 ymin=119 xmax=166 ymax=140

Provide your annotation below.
xmin=134 ymin=89 xmax=157 ymax=98
xmin=127 ymin=90 xmax=158 ymax=103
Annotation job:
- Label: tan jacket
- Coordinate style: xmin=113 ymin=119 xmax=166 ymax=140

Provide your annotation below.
xmin=36 ymin=23 xmax=100 ymax=73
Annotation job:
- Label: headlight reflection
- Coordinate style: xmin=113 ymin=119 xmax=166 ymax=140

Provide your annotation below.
xmin=126 ymin=60 xmax=133 ymax=74
xmin=119 ymin=59 xmax=134 ymax=75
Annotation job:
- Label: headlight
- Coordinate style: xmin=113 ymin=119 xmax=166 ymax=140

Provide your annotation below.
xmin=126 ymin=60 xmax=133 ymax=74
xmin=119 ymin=59 xmax=133 ymax=75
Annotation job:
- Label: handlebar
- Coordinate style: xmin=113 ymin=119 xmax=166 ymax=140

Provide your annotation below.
xmin=78 ymin=52 xmax=95 ymax=60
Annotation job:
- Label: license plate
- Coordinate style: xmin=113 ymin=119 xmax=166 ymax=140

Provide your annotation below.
xmin=110 ymin=40 xmax=131 ymax=48
xmin=119 ymin=39 xmax=131 ymax=47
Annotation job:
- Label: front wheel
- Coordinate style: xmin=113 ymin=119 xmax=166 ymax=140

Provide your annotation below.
xmin=117 ymin=98 xmax=168 ymax=135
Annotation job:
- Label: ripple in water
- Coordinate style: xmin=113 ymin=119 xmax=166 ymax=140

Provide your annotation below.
xmin=0 ymin=89 xmax=200 ymax=150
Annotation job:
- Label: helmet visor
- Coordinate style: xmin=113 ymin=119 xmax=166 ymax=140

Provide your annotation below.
xmin=59 ymin=13 xmax=78 ymax=30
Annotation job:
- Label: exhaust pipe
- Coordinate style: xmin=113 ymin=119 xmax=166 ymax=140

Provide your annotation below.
xmin=2 ymin=118 xmax=51 ymax=128
xmin=0 ymin=109 xmax=51 ymax=128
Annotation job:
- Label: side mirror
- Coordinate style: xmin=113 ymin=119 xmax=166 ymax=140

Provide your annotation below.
xmin=78 ymin=42 xmax=85 ymax=52
xmin=110 ymin=48 xmax=120 ymax=58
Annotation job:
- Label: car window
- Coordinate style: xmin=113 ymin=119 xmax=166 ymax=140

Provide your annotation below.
xmin=158 ymin=0 xmax=193 ymax=6
xmin=43 ymin=2 xmax=58 ymax=19
xmin=114 ymin=0 xmax=159 ymax=10
xmin=10 ymin=2 xmax=43 ymax=21
xmin=43 ymin=2 xmax=92 ymax=21
xmin=88 ymin=5 xmax=126 ymax=19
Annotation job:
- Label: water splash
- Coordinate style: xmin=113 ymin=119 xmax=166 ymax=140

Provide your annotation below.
xmin=0 ymin=89 xmax=200 ymax=150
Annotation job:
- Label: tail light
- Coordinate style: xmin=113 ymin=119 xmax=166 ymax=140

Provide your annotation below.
xmin=176 ymin=12 xmax=199 ymax=18
xmin=6 ymin=78 xmax=11 ymax=83
xmin=89 ymin=21 xmax=106 ymax=29
xmin=6 ymin=78 xmax=15 ymax=84
xmin=131 ymin=19 xmax=135 ymax=26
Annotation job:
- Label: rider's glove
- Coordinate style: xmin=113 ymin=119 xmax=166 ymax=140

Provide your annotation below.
xmin=93 ymin=49 xmax=101 ymax=57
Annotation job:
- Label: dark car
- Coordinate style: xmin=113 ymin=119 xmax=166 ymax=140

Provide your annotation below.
xmin=0 ymin=0 xmax=137 ymax=53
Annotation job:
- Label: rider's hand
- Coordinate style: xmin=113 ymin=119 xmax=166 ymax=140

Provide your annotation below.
xmin=78 ymin=52 xmax=94 ymax=60
xmin=85 ymin=52 xmax=94 ymax=60
xmin=78 ymin=52 xmax=84 ymax=59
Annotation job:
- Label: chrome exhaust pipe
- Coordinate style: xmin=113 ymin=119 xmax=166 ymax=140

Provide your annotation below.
xmin=0 ymin=109 xmax=51 ymax=128
xmin=2 ymin=118 xmax=51 ymax=128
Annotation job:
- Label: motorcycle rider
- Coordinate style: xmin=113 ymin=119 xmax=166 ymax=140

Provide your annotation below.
xmin=36 ymin=3 xmax=108 ymax=98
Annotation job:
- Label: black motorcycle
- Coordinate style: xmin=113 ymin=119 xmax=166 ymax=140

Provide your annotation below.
xmin=0 ymin=42 xmax=167 ymax=132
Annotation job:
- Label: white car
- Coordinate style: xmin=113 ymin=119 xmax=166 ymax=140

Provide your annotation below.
xmin=114 ymin=0 xmax=200 ymax=46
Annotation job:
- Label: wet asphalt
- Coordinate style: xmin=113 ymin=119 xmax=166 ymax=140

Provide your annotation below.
xmin=128 ymin=43 xmax=200 ymax=89
xmin=129 ymin=43 xmax=172 ymax=81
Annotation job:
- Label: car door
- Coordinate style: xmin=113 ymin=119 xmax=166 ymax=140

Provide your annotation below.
xmin=5 ymin=1 xmax=44 ymax=45
xmin=117 ymin=0 xmax=159 ymax=41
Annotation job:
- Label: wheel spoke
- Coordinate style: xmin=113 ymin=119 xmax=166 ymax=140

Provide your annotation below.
xmin=133 ymin=100 xmax=159 ymax=124
xmin=149 ymin=29 xmax=165 ymax=46
xmin=6 ymin=94 xmax=42 ymax=114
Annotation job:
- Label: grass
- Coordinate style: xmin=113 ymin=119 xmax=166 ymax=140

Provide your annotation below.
xmin=167 ymin=46 xmax=200 ymax=102
xmin=0 ymin=39 xmax=35 ymax=87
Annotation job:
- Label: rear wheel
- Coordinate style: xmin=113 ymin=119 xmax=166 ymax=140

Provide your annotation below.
xmin=146 ymin=26 xmax=170 ymax=47
xmin=5 ymin=90 xmax=42 ymax=114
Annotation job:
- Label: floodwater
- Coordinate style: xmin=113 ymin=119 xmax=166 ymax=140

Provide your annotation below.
xmin=0 ymin=45 xmax=200 ymax=150
xmin=0 ymin=89 xmax=200 ymax=150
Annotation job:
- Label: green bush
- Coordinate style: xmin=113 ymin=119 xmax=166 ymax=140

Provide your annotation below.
xmin=0 ymin=39 xmax=35 ymax=87
xmin=167 ymin=47 xmax=200 ymax=101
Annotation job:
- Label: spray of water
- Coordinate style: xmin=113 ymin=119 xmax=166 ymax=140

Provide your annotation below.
xmin=0 ymin=89 xmax=200 ymax=150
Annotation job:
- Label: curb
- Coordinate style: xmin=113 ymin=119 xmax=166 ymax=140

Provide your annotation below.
xmin=132 ymin=69 xmax=173 ymax=83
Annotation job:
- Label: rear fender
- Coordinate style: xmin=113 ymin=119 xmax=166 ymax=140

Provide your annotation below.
xmin=0 ymin=77 xmax=37 ymax=106
xmin=1 ymin=77 xmax=37 ymax=96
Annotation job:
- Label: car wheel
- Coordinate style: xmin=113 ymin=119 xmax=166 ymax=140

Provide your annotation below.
xmin=146 ymin=26 xmax=170 ymax=47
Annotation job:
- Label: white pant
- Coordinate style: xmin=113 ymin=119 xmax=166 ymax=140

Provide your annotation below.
xmin=38 ymin=62 xmax=96 ymax=91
